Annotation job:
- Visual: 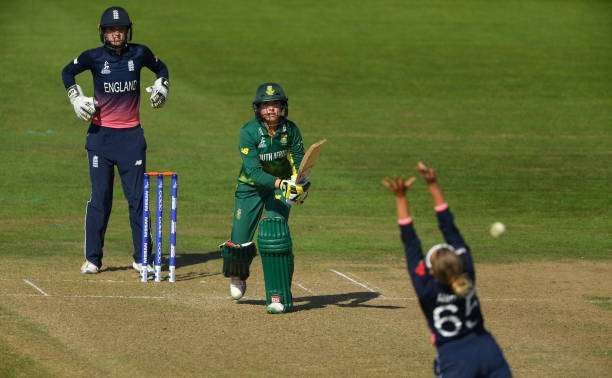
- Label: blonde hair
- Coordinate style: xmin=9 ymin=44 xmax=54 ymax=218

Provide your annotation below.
xmin=430 ymin=248 xmax=473 ymax=297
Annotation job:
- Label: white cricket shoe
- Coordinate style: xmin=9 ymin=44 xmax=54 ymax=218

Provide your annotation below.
xmin=132 ymin=262 xmax=154 ymax=273
xmin=230 ymin=277 xmax=246 ymax=300
xmin=80 ymin=260 xmax=99 ymax=274
xmin=266 ymin=302 xmax=285 ymax=314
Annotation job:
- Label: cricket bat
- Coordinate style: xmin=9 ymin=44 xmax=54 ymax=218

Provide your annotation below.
xmin=295 ymin=139 xmax=327 ymax=183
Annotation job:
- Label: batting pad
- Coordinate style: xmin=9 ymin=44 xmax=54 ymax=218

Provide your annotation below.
xmin=257 ymin=217 xmax=294 ymax=312
xmin=220 ymin=242 xmax=257 ymax=280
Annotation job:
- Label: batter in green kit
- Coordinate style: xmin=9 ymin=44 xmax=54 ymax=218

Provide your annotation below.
xmin=220 ymin=83 xmax=310 ymax=314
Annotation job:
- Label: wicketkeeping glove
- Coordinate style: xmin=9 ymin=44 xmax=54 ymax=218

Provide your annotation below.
xmin=67 ymin=84 xmax=96 ymax=122
xmin=145 ymin=77 xmax=169 ymax=108
xmin=280 ymin=178 xmax=311 ymax=206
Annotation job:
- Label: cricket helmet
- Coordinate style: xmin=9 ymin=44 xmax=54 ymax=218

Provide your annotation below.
xmin=252 ymin=82 xmax=289 ymax=119
xmin=99 ymin=6 xmax=133 ymax=45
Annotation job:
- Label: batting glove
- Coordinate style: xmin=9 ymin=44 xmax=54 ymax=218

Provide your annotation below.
xmin=67 ymin=84 xmax=96 ymax=122
xmin=145 ymin=77 xmax=169 ymax=108
xmin=280 ymin=178 xmax=311 ymax=205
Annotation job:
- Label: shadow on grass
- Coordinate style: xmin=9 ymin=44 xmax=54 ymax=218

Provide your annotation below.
xmin=238 ymin=291 xmax=404 ymax=312
xmin=175 ymin=271 xmax=222 ymax=282
xmin=102 ymin=251 xmax=221 ymax=277
xmin=174 ymin=250 xmax=221 ymax=268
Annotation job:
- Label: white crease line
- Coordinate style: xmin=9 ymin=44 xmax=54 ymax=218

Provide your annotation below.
xmin=0 ymin=293 xmax=165 ymax=300
xmin=342 ymin=271 xmax=385 ymax=293
xmin=296 ymin=283 xmax=313 ymax=293
xmin=330 ymin=269 xmax=380 ymax=294
xmin=23 ymin=279 xmax=49 ymax=296
xmin=63 ymin=295 xmax=166 ymax=300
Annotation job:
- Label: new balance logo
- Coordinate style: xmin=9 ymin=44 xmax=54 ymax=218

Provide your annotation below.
xmin=135 ymin=160 xmax=142 ymax=166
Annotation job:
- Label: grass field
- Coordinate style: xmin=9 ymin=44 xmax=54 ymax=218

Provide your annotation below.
xmin=0 ymin=1 xmax=611 ymax=376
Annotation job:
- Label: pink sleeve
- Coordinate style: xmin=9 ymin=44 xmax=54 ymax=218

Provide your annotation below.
xmin=434 ymin=203 xmax=448 ymax=212
xmin=398 ymin=217 xmax=413 ymax=226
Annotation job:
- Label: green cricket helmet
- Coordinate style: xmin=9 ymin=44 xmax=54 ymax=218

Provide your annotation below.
xmin=252 ymin=82 xmax=289 ymax=119
xmin=99 ymin=6 xmax=133 ymax=45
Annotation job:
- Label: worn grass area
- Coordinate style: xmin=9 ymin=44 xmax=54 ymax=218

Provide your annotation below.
xmin=0 ymin=258 xmax=610 ymax=376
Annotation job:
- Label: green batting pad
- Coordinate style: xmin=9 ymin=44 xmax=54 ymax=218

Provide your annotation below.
xmin=257 ymin=217 xmax=294 ymax=312
xmin=220 ymin=242 xmax=257 ymax=280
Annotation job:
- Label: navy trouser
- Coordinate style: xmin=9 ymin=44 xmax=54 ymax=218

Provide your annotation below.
xmin=84 ymin=124 xmax=151 ymax=268
xmin=434 ymin=332 xmax=511 ymax=378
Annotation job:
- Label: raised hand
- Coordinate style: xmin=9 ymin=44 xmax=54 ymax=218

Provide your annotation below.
xmin=417 ymin=161 xmax=437 ymax=184
xmin=382 ymin=176 xmax=416 ymax=197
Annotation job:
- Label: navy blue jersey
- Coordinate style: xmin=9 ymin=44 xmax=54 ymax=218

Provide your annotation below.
xmin=400 ymin=206 xmax=486 ymax=347
xmin=61 ymin=44 xmax=168 ymax=128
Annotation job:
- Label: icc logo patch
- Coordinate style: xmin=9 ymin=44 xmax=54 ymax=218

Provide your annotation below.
xmin=128 ymin=60 xmax=134 ymax=72
xmin=236 ymin=209 xmax=242 ymax=220
xmin=101 ymin=61 xmax=111 ymax=75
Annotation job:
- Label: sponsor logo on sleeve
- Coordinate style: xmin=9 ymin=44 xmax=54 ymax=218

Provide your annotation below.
xmin=92 ymin=155 xmax=99 ymax=168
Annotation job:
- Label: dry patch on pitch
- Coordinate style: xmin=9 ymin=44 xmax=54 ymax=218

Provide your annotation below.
xmin=0 ymin=257 xmax=610 ymax=377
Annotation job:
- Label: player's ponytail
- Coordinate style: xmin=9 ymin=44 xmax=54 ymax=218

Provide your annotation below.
xmin=430 ymin=248 xmax=473 ymax=297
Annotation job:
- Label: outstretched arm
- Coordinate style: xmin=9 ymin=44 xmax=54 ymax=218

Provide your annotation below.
xmin=382 ymin=176 xmax=416 ymax=222
xmin=383 ymin=176 xmax=432 ymax=297
xmin=417 ymin=162 xmax=446 ymax=208
xmin=417 ymin=162 xmax=475 ymax=278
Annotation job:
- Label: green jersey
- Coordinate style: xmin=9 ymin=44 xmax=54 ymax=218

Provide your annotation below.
xmin=237 ymin=118 xmax=305 ymax=189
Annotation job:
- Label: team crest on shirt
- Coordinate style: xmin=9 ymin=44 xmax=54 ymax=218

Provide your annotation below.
xmin=101 ymin=61 xmax=111 ymax=74
xmin=241 ymin=147 xmax=249 ymax=155
xmin=280 ymin=134 xmax=288 ymax=145
xmin=258 ymin=138 xmax=267 ymax=149
xmin=128 ymin=60 xmax=134 ymax=71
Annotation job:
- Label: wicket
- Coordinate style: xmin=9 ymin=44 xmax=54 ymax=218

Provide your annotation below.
xmin=141 ymin=171 xmax=178 ymax=282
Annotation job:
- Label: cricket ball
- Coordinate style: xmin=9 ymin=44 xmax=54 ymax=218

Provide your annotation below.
xmin=489 ymin=222 xmax=506 ymax=238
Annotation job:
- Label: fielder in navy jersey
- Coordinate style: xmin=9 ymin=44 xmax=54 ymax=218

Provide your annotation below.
xmin=383 ymin=162 xmax=511 ymax=378
xmin=61 ymin=6 xmax=169 ymax=274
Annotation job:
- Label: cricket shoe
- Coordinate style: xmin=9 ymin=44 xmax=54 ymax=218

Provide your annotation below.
xmin=132 ymin=262 xmax=154 ymax=273
xmin=229 ymin=276 xmax=247 ymax=300
xmin=80 ymin=260 xmax=99 ymax=274
xmin=266 ymin=302 xmax=285 ymax=314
